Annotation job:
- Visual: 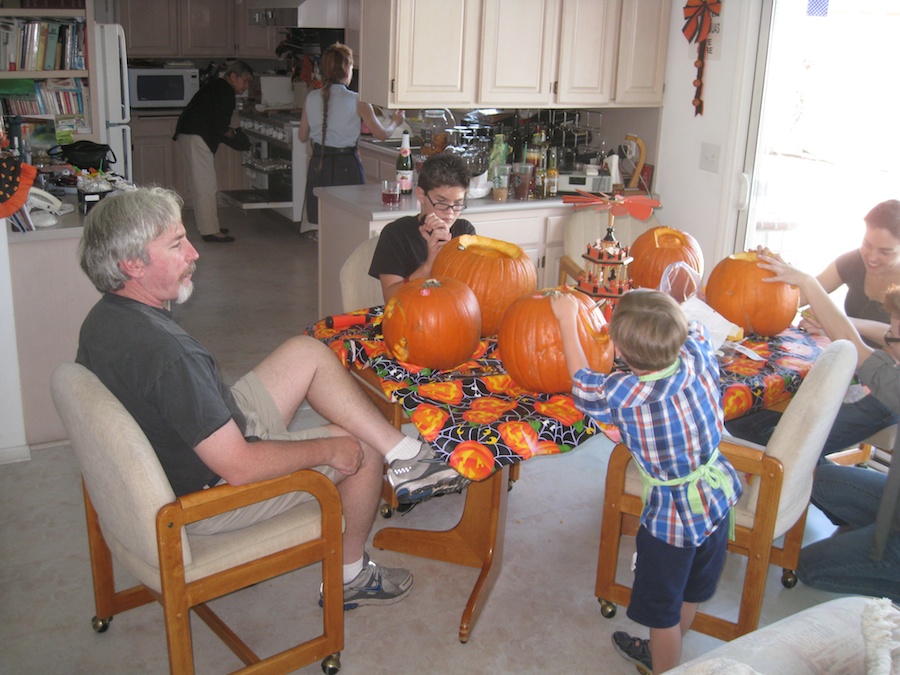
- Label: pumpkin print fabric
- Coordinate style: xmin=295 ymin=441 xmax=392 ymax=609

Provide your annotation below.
xmin=306 ymin=309 xmax=827 ymax=481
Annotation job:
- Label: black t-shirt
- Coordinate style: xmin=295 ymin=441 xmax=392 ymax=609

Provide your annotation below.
xmin=76 ymin=294 xmax=245 ymax=496
xmin=835 ymin=248 xmax=891 ymax=323
xmin=173 ymin=77 xmax=236 ymax=154
xmin=368 ymin=215 xmax=476 ymax=280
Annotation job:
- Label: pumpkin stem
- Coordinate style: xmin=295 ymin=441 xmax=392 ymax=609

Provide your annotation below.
xmin=422 ymin=278 xmax=443 ymax=287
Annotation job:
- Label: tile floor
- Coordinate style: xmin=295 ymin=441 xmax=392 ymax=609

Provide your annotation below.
xmin=0 ymin=206 xmax=848 ymax=674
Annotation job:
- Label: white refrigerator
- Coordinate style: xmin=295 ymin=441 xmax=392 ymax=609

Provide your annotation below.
xmin=93 ymin=24 xmax=132 ymax=182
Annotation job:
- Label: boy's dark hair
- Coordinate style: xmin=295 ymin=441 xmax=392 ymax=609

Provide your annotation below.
xmin=609 ymin=289 xmax=688 ymax=371
xmin=416 ymin=153 xmax=470 ymax=192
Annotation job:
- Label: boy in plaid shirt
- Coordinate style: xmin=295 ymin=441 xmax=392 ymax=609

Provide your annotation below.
xmin=552 ymin=289 xmax=742 ymax=674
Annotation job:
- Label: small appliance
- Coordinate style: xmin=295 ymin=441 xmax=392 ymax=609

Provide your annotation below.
xmin=558 ymin=172 xmax=613 ymax=194
xmin=127 ymin=67 xmax=200 ymax=109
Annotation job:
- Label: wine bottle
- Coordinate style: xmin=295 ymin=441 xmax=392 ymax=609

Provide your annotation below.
xmin=396 ymin=131 xmax=414 ymax=195
xmin=547 ymin=146 xmax=559 ymax=198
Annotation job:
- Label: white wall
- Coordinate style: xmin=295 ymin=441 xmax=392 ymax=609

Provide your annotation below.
xmin=0 ymin=223 xmax=29 ymax=465
xmin=654 ymin=0 xmax=763 ymax=276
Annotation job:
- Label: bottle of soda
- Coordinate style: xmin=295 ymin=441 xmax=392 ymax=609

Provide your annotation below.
xmin=396 ymin=131 xmax=413 ymax=194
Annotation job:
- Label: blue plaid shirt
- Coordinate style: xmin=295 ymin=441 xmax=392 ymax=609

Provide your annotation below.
xmin=572 ymin=322 xmax=742 ymax=547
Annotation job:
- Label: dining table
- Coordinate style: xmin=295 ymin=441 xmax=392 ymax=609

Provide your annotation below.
xmin=306 ymin=308 xmax=829 ymax=642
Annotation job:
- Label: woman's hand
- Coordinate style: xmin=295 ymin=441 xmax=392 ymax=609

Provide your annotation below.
xmin=757 ymin=253 xmax=810 ymax=288
xmin=391 ymin=109 xmax=406 ymax=126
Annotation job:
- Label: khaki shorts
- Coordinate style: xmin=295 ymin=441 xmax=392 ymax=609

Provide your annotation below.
xmin=188 ymin=371 xmax=339 ymax=535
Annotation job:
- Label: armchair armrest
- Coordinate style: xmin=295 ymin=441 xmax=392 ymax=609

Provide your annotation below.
xmin=558 ymin=255 xmax=586 ymax=286
xmin=719 ymin=436 xmax=780 ymax=477
xmin=168 ymin=470 xmax=342 ymax=528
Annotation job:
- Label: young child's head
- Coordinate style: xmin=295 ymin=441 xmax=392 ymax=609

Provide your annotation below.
xmin=609 ymin=289 xmax=689 ymax=372
xmin=415 ymin=153 xmax=470 ymax=226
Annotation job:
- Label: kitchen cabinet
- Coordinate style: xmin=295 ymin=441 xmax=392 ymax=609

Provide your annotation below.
xmin=358 ymin=140 xmax=402 ymax=185
xmin=361 ymin=0 xmax=669 ymax=109
xmin=360 ymin=0 xmax=482 ymax=109
xmin=117 ymin=0 xmax=179 ymax=57
xmin=118 ymin=0 xmax=249 ymax=58
xmin=480 ymin=0 xmax=668 ymax=107
xmin=613 ymin=0 xmax=671 ymax=105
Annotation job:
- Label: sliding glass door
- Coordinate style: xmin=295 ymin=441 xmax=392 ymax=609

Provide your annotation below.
xmin=738 ymin=0 xmax=900 ymax=282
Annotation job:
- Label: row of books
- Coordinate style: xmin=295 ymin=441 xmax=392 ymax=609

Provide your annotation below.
xmin=0 ymin=17 xmax=86 ymax=72
xmin=0 ymin=77 xmax=90 ymax=118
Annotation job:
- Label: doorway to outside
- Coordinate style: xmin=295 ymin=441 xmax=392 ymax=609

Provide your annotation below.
xmin=739 ymin=0 xmax=900 ymax=290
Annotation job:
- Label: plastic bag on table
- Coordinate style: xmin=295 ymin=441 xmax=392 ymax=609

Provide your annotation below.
xmin=659 ymin=261 xmax=702 ymax=303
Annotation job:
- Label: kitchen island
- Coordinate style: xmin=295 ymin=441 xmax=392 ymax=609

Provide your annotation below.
xmin=316 ymin=183 xmax=574 ymax=317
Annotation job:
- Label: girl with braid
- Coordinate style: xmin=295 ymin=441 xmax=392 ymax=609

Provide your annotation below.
xmin=298 ymin=42 xmax=405 ymax=224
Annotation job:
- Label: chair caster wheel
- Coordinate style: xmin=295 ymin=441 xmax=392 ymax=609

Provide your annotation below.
xmin=379 ymin=503 xmax=393 ymax=518
xmin=781 ymin=569 xmax=798 ymax=588
xmin=599 ymin=599 xmax=617 ymax=618
xmin=92 ymin=615 xmax=111 ymax=633
xmin=321 ymin=652 xmax=341 ymax=674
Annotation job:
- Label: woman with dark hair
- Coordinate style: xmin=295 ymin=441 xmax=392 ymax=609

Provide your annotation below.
xmin=298 ymin=42 xmax=404 ymax=225
xmin=728 ymin=200 xmax=900 ymax=456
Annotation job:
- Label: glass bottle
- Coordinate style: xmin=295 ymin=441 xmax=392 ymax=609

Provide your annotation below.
xmin=396 ymin=131 xmax=413 ymax=195
xmin=546 ymin=146 xmax=559 ymax=198
xmin=533 ymin=146 xmax=547 ymax=199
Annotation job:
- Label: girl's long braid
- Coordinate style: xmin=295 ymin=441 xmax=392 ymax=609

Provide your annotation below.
xmin=316 ymin=43 xmax=353 ymax=171
xmin=318 ymin=83 xmax=330 ymax=170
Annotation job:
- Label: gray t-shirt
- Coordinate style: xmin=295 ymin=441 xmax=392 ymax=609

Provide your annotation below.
xmin=76 ymin=294 xmax=245 ymax=496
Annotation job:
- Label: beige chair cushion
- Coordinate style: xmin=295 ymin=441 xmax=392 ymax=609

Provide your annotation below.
xmin=340 ymin=235 xmax=383 ymax=312
xmin=52 ymin=363 xmax=330 ymax=594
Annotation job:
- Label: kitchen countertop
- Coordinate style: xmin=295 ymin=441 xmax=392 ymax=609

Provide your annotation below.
xmin=314 ymin=183 xmax=566 ymax=221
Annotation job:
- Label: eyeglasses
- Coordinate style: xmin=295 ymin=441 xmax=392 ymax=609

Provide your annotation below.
xmin=884 ymin=330 xmax=900 ymax=345
xmin=425 ymin=192 xmax=467 ymax=214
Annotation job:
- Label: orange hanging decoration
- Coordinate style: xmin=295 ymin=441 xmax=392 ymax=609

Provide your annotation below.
xmin=683 ymin=0 xmax=722 ymax=116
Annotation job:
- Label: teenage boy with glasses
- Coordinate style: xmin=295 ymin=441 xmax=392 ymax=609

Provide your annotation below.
xmin=369 ymin=153 xmax=474 ymax=302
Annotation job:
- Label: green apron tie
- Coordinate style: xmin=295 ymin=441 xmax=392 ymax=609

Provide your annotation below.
xmin=635 ymin=448 xmax=736 ymax=540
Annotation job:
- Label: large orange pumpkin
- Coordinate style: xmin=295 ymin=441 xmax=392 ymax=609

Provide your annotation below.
xmin=705 ymin=251 xmax=800 ymax=336
xmin=629 ymin=226 xmax=704 ymax=294
xmin=433 ymin=234 xmax=537 ymax=337
xmin=497 ymin=287 xmax=615 ymax=393
xmin=382 ymin=277 xmax=482 ymax=370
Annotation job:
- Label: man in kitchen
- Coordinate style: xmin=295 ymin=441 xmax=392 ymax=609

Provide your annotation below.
xmin=174 ymin=60 xmax=254 ymax=244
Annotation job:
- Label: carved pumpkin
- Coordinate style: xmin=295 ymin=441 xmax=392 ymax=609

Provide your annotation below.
xmin=382 ymin=277 xmax=482 ymax=371
xmin=433 ymin=234 xmax=537 ymax=336
xmin=630 ymin=226 xmax=704 ymax=294
xmin=498 ymin=287 xmax=614 ymax=393
xmin=705 ymin=251 xmax=800 ymax=336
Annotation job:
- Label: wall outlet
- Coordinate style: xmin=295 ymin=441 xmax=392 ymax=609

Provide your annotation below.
xmin=623 ymin=139 xmax=637 ymax=159
xmin=700 ymin=142 xmax=721 ymax=173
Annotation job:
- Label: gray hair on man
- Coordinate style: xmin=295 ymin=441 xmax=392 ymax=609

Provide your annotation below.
xmin=79 ymin=186 xmax=184 ymax=293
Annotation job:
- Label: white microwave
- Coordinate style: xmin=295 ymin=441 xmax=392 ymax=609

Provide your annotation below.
xmin=128 ymin=68 xmax=200 ymax=109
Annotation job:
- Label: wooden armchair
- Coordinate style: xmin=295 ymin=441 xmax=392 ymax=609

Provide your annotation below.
xmin=51 ymin=363 xmax=345 ymax=674
xmin=594 ymin=340 xmax=858 ymax=641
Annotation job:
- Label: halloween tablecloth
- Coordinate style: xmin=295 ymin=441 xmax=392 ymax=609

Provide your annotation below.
xmin=306 ymin=309 xmax=828 ymax=482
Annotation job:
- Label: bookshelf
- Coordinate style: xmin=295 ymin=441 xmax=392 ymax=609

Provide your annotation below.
xmin=0 ymin=3 xmax=99 ymax=145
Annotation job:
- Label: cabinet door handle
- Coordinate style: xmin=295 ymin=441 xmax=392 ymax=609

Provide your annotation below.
xmin=391 ymin=78 xmax=395 ymax=94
